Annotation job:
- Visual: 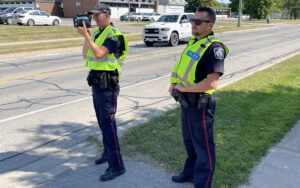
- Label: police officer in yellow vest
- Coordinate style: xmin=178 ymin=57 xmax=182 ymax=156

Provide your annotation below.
xmin=76 ymin=3 xmax=128 ymax=181
xmin=169 ymin=7 xmax=228 ymax=188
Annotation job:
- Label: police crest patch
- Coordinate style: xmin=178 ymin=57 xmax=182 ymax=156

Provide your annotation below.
xmin=110 ymin=36 xmax=118 ymax=41
xmin=214 ymin=47 xmax=224 ymax=60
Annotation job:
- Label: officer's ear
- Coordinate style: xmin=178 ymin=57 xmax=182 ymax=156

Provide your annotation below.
xmin=208 ymin=22 xmax=214 ymax=29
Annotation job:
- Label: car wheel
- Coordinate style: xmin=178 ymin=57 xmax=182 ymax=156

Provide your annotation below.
xmin=53 ymin=19 xmax=59 ymax=26
xmin=27 ymin=19 xmax=35 ymax=26
xmin=6 ymin=17 xmax=12 ymax=25
xmin=144 ymin=41 xmax=154 ymax=47
xmin=169 ymin=32 xmax=179 ymax=46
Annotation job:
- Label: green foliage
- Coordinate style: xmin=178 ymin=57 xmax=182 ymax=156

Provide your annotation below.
xmin=229 ymin=0 xmax=240 ymax=13
xmin=282 ymin=0 xmax=300 ymax=19
xmin=244 ymin=0 xmax=273 ymax=19
xmin=229 ymin=0 xmax=272 ymax=19
xmin=185 ymin=0 xmax=220 ymax=12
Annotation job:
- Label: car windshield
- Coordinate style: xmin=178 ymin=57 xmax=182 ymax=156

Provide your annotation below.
xmin=18 ymin=10 xmax=26 ymax=14
xmin=157 ymin=15 xmax=179 ymax=23
xmin=144 ymin=13 xmax=152 ymax=16
xmin=3 ymin=7 xmax=16 ymax=13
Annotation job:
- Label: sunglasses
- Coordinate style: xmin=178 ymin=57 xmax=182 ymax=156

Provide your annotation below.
xmin=190 ymin=19 xmax=210 ymax=25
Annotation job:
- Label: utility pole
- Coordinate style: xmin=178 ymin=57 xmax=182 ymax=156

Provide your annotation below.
xmin=237 ymin=0 xmax=242 ymax=27
xmin=128 ymin=0 xmax=131 ymax=13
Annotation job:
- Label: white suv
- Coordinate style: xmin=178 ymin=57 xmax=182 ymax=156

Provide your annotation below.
xmin=142 ymin=13 xmax=194 ymax=46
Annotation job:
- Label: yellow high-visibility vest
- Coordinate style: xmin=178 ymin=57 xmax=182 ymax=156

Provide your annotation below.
xmin=84 ymin=25 xmax=129 ymax=77
xmin=170 ymin=35 xmax=228 ymax=94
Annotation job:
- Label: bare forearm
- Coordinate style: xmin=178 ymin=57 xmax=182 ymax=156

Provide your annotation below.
xmin=183 ymin=79 xmax=218 ymax=92
xmin=82 ymin=40 xmax=88 ymax=58
xmin=84 ymin=36 xmax=107 ymax=59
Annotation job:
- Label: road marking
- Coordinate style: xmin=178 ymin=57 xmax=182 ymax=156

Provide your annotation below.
xmin=0 ymin=66 xmax=84 ymax=82
xmin=0 ymin=74 xmax=170 ymax=124
xmin=1 ymin=27 xmax=299 ymax=83
xmin=0 ymin=49 xmax=181 ymax=83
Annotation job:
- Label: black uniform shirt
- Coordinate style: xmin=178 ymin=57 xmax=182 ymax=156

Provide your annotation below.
xmin=94 ymin=27 xmax=124 ymax=58
xmin=194 ymin=32 xmax=225 ymax=83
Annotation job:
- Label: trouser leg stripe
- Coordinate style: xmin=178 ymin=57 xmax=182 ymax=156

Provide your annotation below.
xmin=203 ymin=110 xmax=212 ymax=188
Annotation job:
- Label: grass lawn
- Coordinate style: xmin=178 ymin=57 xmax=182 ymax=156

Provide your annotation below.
xmin=0 ymin=34 xmax=142 ymax=55
xmin=120 ymin=54 xmax=300 ymax=188
xmin=0 ymin=25 xmax=81 ymax=43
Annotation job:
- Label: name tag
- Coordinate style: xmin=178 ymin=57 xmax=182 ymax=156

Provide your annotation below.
xmin=186 ymin=50 xmax=200 ymax=61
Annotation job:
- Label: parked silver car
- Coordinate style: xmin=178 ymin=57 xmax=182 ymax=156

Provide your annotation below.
xmin=129 ymin=12 xmax=145 ymax=22
xmin=12 ymin=10 xmax=60 ymax=26
xmin=0 ymin=6 xmax=41 ymax=24
xmin=142 ymin=12 xmax=161 ymax=22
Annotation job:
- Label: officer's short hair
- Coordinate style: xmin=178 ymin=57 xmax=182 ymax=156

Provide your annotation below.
xmin=197 ymin=7 xmax=216 ymax=24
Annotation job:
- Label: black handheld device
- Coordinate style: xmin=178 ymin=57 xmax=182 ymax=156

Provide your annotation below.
xmin=73 ymin=13 xmax=91 ymax=28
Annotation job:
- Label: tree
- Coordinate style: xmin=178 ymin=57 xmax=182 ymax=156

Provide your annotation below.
xmin=229 ymin=0 xmax=240 ymax=13
xmin=229 ymin=0 xmax=272 ymax=19
xmin=244 ymin=0 xmax=273 ymax=19
xmin=281 ymin=0 xmax=300 ymax=19
xmin=185 ymin=0 xmax=220 ymax=12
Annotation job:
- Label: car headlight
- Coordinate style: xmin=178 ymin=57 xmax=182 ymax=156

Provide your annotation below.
xmin=161 ymin=28 xmax=170 ymax=31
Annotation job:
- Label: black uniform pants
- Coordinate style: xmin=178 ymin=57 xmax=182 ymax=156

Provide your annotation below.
xmin=92 ymin=83 xmax=124 ymax=168
xmin=181 ymin=95 xmax=216 ymax=188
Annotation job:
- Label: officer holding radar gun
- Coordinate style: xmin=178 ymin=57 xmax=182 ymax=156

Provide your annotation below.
xmin=75 ymin=3 xmax=128 ymax=181
xmin=169 ymin=7 xmax=228 ymax=188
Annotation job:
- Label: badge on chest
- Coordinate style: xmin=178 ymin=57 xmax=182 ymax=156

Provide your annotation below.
xmin=186 ymin=50 xmax=200 ymax=61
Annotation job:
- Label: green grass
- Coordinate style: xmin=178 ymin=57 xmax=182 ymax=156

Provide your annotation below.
xmin=0 ymin=25 xmax=81 ymax=43
xmin=0 ymin=34 xmax=141 ymax=55
xmin=120 ymin=54 xmax=300 ymax=188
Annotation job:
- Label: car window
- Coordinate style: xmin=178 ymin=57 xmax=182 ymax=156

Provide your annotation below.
xmin=32 ymin=11 xmax=39 ymax=15
xmin=154 ymin=13 xmax=160 ymax=16
xmin=3 ymin=7 xmax=16 ymax=13
xmin=180 ymin=15 xmax=187 ymax=21
xmin=157 ymin=15 xmax=179 ymax=23
xmin=15 ymin=8 xmax=23 ymax=13
xmin=18 ymin=10 xmax=26 ymax=14
xmin=40 ymin=11 xmax=49 ymax=16
xmin=144 ymin=13 xmax=152 ymax=16
xmin=25 ymin=8 xmax=33 ymax=10
xmin=187 ymin=14 xmax=194 ymax=21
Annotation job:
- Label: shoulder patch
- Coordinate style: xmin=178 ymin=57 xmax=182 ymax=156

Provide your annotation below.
xmin=213 ymin=47 xmax=224 ymax=60
xmin=109 ymin=36 xmax=118 ymax=41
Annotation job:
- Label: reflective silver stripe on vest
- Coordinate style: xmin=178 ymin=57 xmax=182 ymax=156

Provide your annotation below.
xmin=182 ymin=38 xmax=216 ymax=83
xmin=171 ymin=72 xmax=192 ymax=86
xmin=172 ymin=37 xmax=217 ymax=86
xmin=85 ymin=56 xmax=123 ymax=65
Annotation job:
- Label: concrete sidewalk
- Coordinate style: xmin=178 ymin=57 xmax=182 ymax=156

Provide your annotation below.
xmin=240 ymin=120 xmax=300 ymax=188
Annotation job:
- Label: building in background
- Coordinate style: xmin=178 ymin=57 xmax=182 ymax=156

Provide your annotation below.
xmin=211 ymin=7 xmax=231 ymax=18
xmin=62 ymin=0 xmax=186 ymax=18
xmin=0 ymin=0 xmax=185 ymax=18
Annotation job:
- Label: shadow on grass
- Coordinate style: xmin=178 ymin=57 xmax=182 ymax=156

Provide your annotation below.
xmin=121 ymin=84 xmax=300 ymax=188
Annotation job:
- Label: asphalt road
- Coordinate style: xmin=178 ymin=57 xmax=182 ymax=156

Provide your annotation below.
xmin=0 ymin=23 xmax=300 ymax=187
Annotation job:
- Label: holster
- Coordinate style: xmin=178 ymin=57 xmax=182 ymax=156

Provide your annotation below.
xmin=197 ymin=93 xmax=212 ymax=110
xmin=172 ymin=89 xmax=189 ymax=108
xmin=87 ymin=70 xmax=119 ymax=91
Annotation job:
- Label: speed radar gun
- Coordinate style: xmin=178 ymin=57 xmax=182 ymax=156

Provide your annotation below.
xmin=73 ymin=13 xmax=91 ymax=28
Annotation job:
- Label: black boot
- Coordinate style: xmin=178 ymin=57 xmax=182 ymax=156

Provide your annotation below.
xmin=100 ymin=166 xmax=126 ymax=181
xmin=94 ymin=153 xmax=108 ymax=165
xmin=172 ymin=173 xmax=193 ymax=183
